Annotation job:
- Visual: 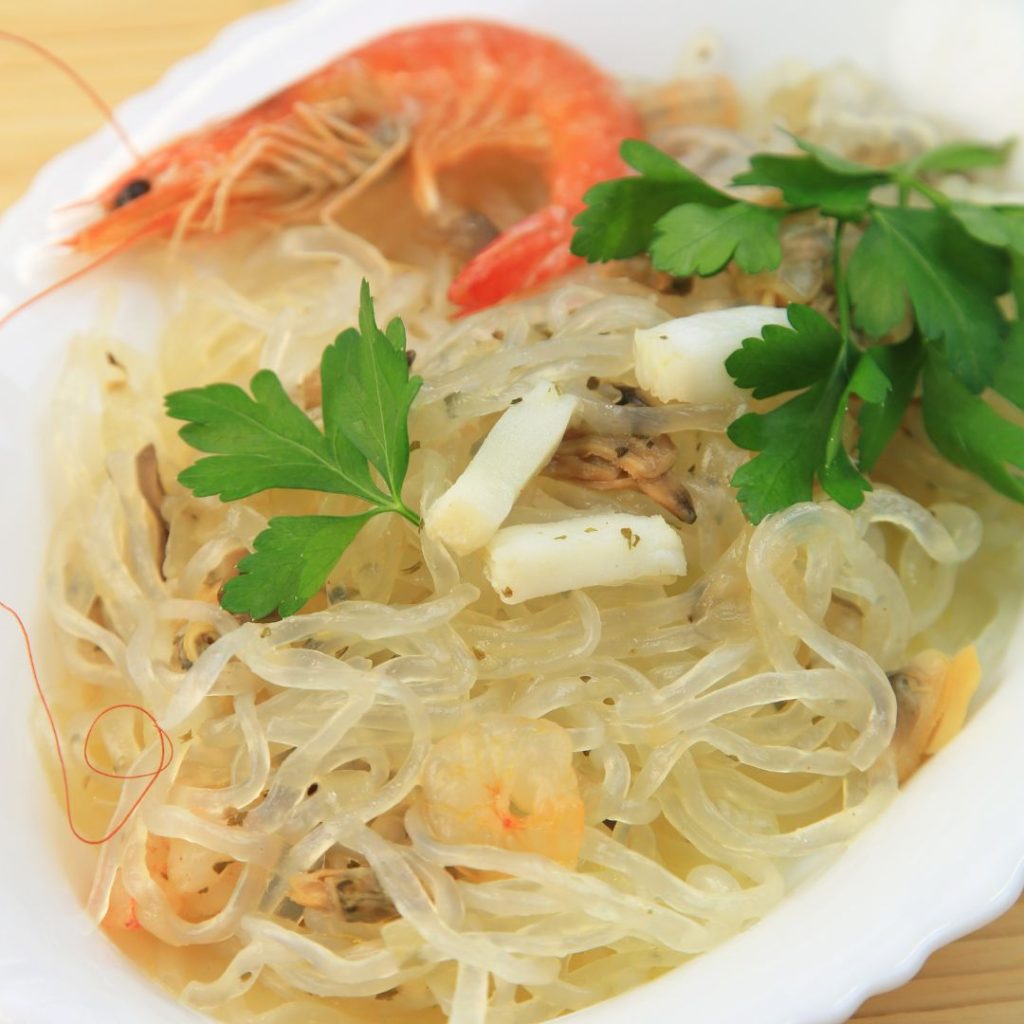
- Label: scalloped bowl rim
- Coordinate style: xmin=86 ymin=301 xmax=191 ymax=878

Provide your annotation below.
xmin=1 ymin=2 xmax=1023 ymax=1023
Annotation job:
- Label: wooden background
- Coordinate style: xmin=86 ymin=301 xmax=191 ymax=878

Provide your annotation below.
xmin=0 ymin=1 xmax=1021 ymax=1020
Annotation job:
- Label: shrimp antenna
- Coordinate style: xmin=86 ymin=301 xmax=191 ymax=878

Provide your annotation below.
xmin=0 ymin=228 xmax=147 ymax=333
xmin=0 ymin=600 xmax=173 ymax=846
xmin=0 ymin=30 xmax=140 ymax=161
xmin=0 ymin=35 xmax=150 ymax=333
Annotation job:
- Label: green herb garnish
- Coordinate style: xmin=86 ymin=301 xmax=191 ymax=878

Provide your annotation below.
xmin=571 ymin=135 xmax=1024 ymax=522
xmin=166 ymin=280 xmax=421 ymax=618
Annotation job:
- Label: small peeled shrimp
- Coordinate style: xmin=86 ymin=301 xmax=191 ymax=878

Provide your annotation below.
xmin=148 ymin=835 xmax=244 ymax=923
xmin=67 ymin=20 xmax=642 ymax=312
xmin=419 ymin=716 xmax=585 ymax=869
xmin=890 ymin=646 xmax=981 ymax=782
xmin=103 ymin=836 xmax=243 ymax=931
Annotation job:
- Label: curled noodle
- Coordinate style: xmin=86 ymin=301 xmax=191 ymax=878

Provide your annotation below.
xmin=45 ymin=207 xmax=1021 ymax=1024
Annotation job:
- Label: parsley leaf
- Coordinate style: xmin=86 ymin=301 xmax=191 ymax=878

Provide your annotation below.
xmin=921 ymin=353 xmax=1024 ymax=503
xmin=733 ymin=154 xmax=887 ymax=219
xmin=847 ymin=206 xmax=1009 ymax=391
xmin=726 ymin=305 xmax=892 ymax=522
xmin=788 ymin=133 xmax=885 ymax=177
xmin=950 ymin=202 xmax=1024 ymax=254
xmin=570 ymin=134 xmax=1024 ymax=521
xmin=826 ymin=353 xmax=891 ymax=463
xmin=819 ymin=353 xmax=891 ymax=508
xmin=167 ymin=281 xmax=421 ymax=618
xmin=1013 ymin=253 xmax=1024 ymax=312
xmin=903 ymin=139 xmax=1013 ymax=176
xmin=322 ymin=281 xmax=422 ymax=498
xmin=166 ymin=373 xmax=386 ymax=505
xmin=222 ymin=514 xmax=377 ymax=619
xmin=996 ymin=323 xmax=1024 ymax=411
xmin=856 ymin=337 xmax=923 ymax=471
xmin=650 ymin=202 xmax=786 ymax=276
xmin=572 ymin=138 xmax=786 ymax=276
xmin=729 ymin=376 xmax=846 ymax=524
xmin=571 ymin=140 xmax=732 ymax=261
xmin=725 ymin=304 xmax=843 ymax=397
xmin=726 ymin=305 xmax=905 ymax=521
xmin=819 ymin=446 xmax=872 ymax=509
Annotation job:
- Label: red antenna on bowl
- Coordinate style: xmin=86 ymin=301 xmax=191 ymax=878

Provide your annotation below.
xmin=1 ymin=601 xmax=173 ymax=845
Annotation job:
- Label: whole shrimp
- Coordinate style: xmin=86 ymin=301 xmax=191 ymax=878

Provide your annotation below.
xmin=68 ymin=20 xmax=643 ymax=312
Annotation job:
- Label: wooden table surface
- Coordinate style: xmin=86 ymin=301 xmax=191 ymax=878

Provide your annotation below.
xmin=1 ymin=2 xmax=1021 ymax=1021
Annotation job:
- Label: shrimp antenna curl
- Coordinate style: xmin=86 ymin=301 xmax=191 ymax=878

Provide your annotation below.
xmin=0 ymin=600 xmax=173 ymax=845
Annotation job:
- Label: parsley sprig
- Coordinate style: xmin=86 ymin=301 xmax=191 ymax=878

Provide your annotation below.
xmin=571 ymin=135 xmax=1024 ymax=523
xmin=166 ymin=281 xmax=421 ymax=618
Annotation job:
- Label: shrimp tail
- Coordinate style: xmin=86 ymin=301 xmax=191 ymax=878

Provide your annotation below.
xmin=447 ymin=205 xmax=581 ymax=312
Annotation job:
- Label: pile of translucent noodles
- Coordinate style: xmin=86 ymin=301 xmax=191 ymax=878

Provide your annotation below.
xmin=44 ymin=219 xmax=1023 ymax=1024
xmin=45 ymin=69 xmax=1024 ymax=1024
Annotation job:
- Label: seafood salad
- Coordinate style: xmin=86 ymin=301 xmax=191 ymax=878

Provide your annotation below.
xmin=32 ymin=15 xmax=1024 ymax=1024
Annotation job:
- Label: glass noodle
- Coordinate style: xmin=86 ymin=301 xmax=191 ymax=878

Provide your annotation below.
xmin=44 ymin=63 xmax=1024 ymax=1024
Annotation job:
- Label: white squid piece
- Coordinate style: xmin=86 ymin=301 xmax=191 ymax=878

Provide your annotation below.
xmin=425 ymin=381 xmax=578 ymax=555
xmin=634 ymin=305 xmax=790 ymax=404
xmin=484 ymin=512 xmax=687 ymax=604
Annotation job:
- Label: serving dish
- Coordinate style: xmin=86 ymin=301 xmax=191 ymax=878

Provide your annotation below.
xmin=2 ymin=1 xmax=1024 ymax=1022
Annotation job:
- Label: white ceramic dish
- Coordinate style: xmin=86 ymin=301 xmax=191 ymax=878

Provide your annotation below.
xmin=2 ymin=1 xmax=1024 ymax=1022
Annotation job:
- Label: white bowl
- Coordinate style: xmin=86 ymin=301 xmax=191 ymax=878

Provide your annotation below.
xmin=3 ymin=1 xmax=1024 ymax=1022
